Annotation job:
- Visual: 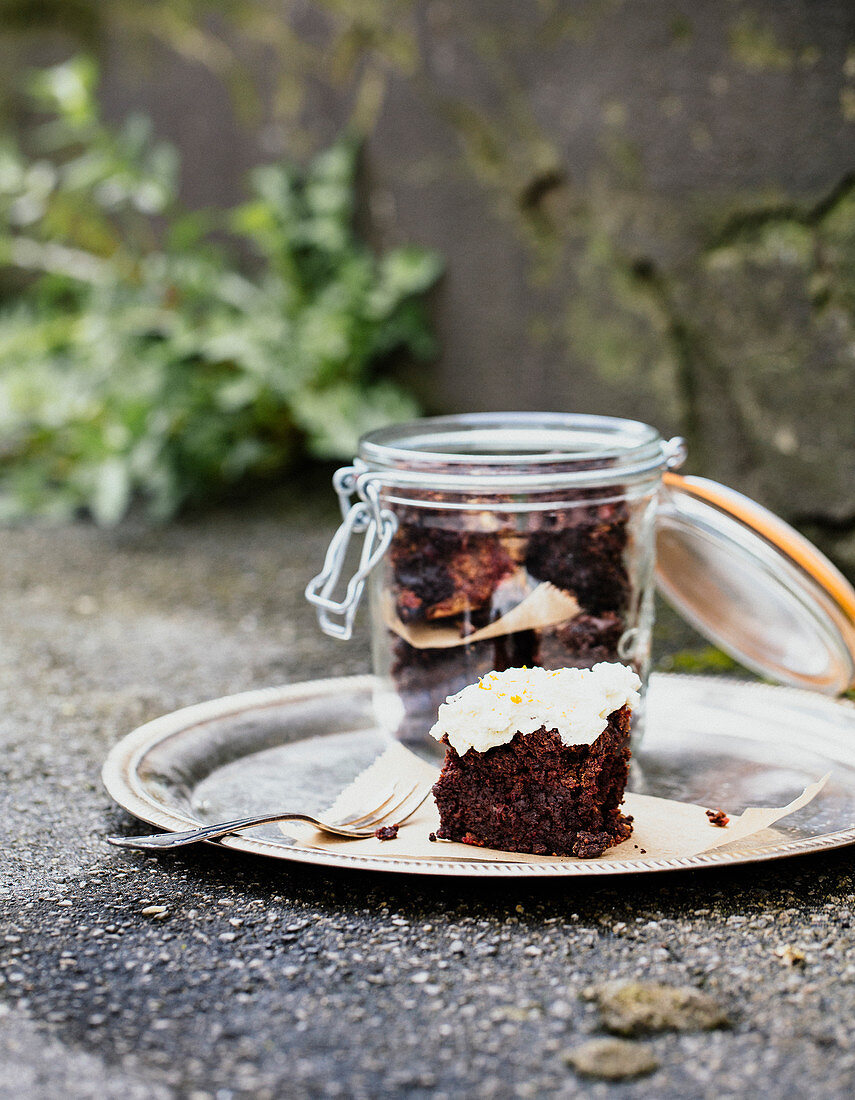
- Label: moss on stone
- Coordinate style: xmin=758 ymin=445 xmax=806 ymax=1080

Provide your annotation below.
xmin=657 ymin=646 xmax=743 ymax=676
xmin=669 ymin=15 xmax=693 ymax=48
xmin=728 ymin=12 xmax=794 ymax=72
xmin=564 ymin=250 xmax=681 ymax=420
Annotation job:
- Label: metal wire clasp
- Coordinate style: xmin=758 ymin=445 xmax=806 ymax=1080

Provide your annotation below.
xmin=305 ymin=466 xmax=397 ymax=640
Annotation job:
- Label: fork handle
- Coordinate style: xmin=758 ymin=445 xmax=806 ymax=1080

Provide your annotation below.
xmin=106 ymin=812 xmax=368 ymax=850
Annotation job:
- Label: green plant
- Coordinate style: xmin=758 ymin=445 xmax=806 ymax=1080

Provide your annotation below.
xmin=0 ymin=57 xmax=441 ymax=524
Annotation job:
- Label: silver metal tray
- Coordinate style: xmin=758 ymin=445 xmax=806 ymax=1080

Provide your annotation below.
xmin=102 ymin=673 xmax=855 ymax=878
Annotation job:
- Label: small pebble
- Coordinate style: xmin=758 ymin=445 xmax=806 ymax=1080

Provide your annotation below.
xmin=587 ymin=980 xmax=730 ymax=1035
xmin=776 ymin=944 xmax=807 ymax=967
xmin=141 ymin=905 xmax=168 ymax=917
xmin=564 ymin=1038 xmax=659 ymax=1081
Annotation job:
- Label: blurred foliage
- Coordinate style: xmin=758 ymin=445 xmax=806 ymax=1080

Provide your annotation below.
xmin=0 ymin=0 xmax=420 ymax=143
xmin=0 ymin=58 xmax=441 ymax=524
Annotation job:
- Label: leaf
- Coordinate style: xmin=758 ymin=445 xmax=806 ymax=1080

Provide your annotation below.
xmin=382 ymin=246 xmax=444 ymax=295
xmin=368 ymin=246 xmax=443 ymax=317
xmin=90 ymin=457 xmax=132 ymax=526
xmin=27 ymin=57 xmax=98 ymax=124
xmin=309 ymin=141 xmax=358 ymax=186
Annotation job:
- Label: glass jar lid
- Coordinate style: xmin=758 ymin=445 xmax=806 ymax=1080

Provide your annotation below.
xmin=656 ymin=473 xmax=855 ymax=694
xmin=358 ymin=412 xmax=686 ymax=492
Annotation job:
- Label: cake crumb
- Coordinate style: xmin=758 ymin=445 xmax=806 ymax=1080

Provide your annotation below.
xmin=705 ymin=808 xmax=729 ymax=827
xmin=428 ymin=832 xmax=437 ymax=842
xmin=374 ymin=824 xmax=399 ymax=841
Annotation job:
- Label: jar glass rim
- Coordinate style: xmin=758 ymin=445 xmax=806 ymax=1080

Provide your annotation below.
xmin=358 ymin=413 xmax=666 ymax=482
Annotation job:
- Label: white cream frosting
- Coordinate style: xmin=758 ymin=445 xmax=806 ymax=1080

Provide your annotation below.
xmin=429 ymin=663 xmax=641 ymax=756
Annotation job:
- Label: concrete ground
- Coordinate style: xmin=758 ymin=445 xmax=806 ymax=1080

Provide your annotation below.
xmin=2 ymin=485 xmax=853 ymax=1099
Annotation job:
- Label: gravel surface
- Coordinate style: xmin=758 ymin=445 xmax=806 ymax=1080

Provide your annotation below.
xmin=2 ymin=490 xmax=854 ymax=1099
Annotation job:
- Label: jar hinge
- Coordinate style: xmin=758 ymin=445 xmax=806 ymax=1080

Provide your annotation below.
xmin=305 ymin=469 xmax=397 ymax=640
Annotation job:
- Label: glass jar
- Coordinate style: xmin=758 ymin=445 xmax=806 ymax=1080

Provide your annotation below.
xmin=307 ymin=413 xmax=686 ymax=755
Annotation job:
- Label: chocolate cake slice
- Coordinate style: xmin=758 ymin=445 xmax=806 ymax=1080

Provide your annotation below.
xmin=430 ymin=664 xmax=640 ymax=857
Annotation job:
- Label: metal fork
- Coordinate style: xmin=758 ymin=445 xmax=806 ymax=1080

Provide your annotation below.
xmin=106 ymin=781 xmax=432 ymax=850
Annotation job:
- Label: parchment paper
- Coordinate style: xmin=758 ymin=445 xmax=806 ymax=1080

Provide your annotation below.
xmin=284 ymin=742 xmax=829 ymax=864
xmin=385 ymin=582 xmax=580 ymax=649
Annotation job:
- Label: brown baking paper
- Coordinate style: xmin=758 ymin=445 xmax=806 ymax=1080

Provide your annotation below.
xmin=284 ymin=742 xmax=829 ymax=863
xmin=385 ymin=582 xmax=581 ymax=650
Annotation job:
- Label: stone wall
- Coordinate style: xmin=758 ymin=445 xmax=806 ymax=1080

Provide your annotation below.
xmin=12 ymin=1 xmax=855 ymax=571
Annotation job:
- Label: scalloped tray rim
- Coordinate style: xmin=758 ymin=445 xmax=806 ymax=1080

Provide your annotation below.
xmin=102 ymin=673 xmax=855 ymax=878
